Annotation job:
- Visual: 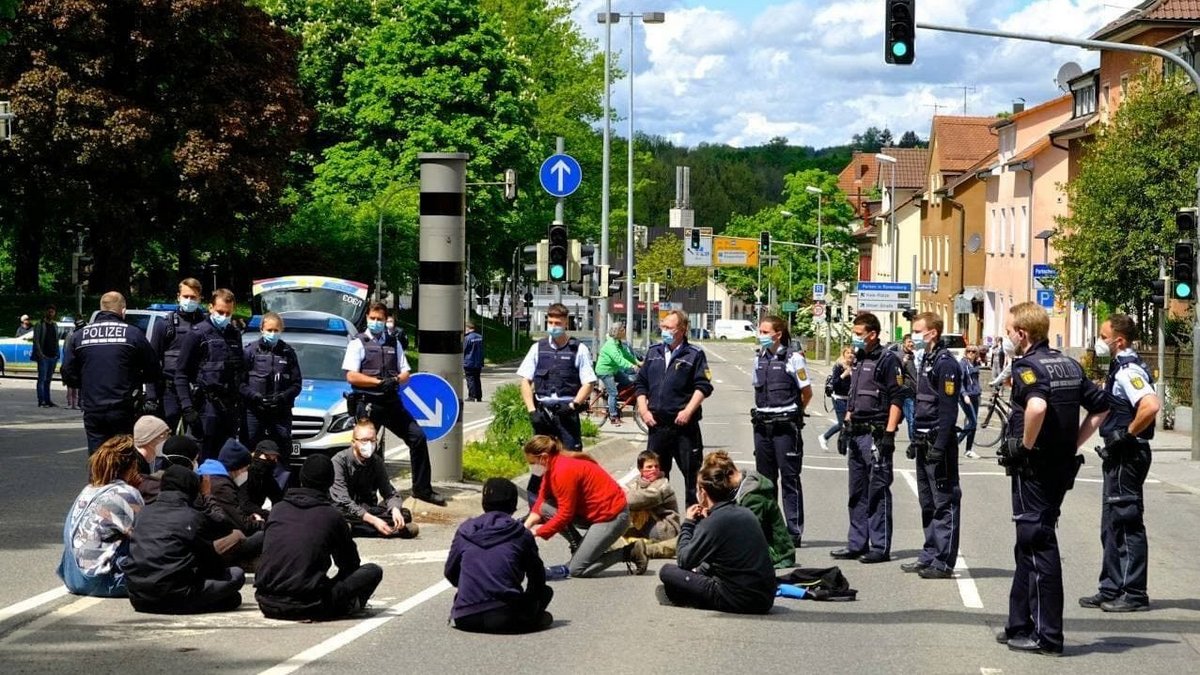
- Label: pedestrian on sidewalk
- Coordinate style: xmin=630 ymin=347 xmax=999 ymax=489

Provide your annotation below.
xmin=819 ymin=346 xmax=854 ymax=451
xmin=16 ymin=313 xmax=32 ymax=337
xmin=957 ymin=345 xmax=983 ymax=459
xmin=32 ymin=304 xmax=60 ymax=408
xmin=463 ymin=321 xmax=484 ymax=402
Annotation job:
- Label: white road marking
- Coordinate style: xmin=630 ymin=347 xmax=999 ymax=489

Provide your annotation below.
xmin=367 ymin=549 xmax=451 ymax=566
xmin=706 ymin=349 xmax=728 ymax=363
xmin=0 ymin=587 xmax=68 ymax=625
xmin=0 ymin=596 xmax=101 ymax=646
xmin=897 ymin=469 xmax=984 ymax=610
xmin=980 ymin=669 xmax=1003 ymax=675
xmin=56 ymin=446 xmax=88 ymax=454
xmin=259 ymin=579 xmax=452 ymax=675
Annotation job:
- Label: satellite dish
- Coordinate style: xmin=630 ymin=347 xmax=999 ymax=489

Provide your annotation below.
xmin=966 ymin=233 xmax=982 ymax=253
xmin=1055 ymin=62 xmax=1084 ymax=92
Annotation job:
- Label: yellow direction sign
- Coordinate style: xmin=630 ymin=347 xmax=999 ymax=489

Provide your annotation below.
xmin=712 ymin=236 xmax=760 ymax=267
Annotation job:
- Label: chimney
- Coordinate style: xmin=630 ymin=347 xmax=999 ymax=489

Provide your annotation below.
xmin=1012 ymin=98 xmax=1026 ymax=114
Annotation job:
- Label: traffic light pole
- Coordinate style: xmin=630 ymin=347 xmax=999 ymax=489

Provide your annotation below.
xmin=1158 ymin=258 xmax=1167 ymax=422
xmin=915 ymin=20 xmax=1200 ymax=460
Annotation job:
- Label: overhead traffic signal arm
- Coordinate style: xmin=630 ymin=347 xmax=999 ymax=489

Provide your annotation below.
xmin=885 ymin=0 xmax=916 ymax=65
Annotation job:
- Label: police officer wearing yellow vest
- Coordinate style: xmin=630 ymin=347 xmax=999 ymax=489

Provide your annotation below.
xmin=1080 ymin=313 xmax=1159 ymax=613
xmin=750 ymin=315 xmax=811 ymax=546
xmin=902 ymin=312 xmax=961 ymax=579
xmin=996 ymin=302 xmax=1108 ymax=656
xmin=342 ymin=301 xmax=445 ymax=507
xmin=636 ymin=310 xmax=713 ymax=508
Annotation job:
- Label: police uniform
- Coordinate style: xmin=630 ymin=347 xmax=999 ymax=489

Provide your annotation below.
xmin=342 ymin=328 xmax=437 ymax=501
xmin=634 ymin=338 xmax=713 ymax=507
xmin=174 ymin=317 xmax=245 ymax=461
xmin=240 ymin=336 xmax=302 ymax=451
xmin=61 ymin=311 xmax=161 ymax=455
xmin=751 ymin=344 xmax=810 ymax=542
xmin=841 ymin=342 xmax=908 ymax=558
xmin=1093 ymin=348 xmax=1154 ymax=607
xmin=1001 ymin=340 xmax=1108 ymax=651
xmin=516 ymin=336 xmax=597 ymax=451
xmin=155 ymin=307 xmax=207 ymax=430
xmin=911 ymin=341 xmax=962 ymax=573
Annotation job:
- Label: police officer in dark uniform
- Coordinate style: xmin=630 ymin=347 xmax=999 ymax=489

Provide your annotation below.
xmin=996 ymin=302 xmax=1108 ymax=656
xmin=751 ymin=315 xmax=812 ymax=546
xmin=1080 ymin=313 xmax=1159 ymax=613
xmin=154 ymin=278 xmax=207 ymax=431
xmin=61 ymin=292 xmax=161 ymax=455
xmin=517 ymin=303 xmax=596 ymax=500
xmin=830 ymin=312 xmax=908 ymax=564
xmin=342 ymin=301 xmax=445 ymax=507
xmin=635 ymin=309 xmax=713 ymax=507
xmin=174 ymin=288 xmax=245 ymax=461
xmin=902 ymin=312 xmax=962 ymax=579
xmin=240 ymin=311 xmax=302 ymax=452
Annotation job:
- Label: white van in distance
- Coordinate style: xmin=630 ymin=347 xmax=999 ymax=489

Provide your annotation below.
xmin=714 ymin=319 xmax=756 ymax=340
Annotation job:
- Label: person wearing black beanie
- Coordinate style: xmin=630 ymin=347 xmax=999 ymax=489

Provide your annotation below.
xmin=255 ymin=454 xmax=383 ymax=621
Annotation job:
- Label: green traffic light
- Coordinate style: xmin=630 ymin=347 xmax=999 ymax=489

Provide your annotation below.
xmin=550 ymin=264 xmax=566 ymax=281
xmin=1176 ymin=281 xmax=1193 ymax=298
xmin=892 ymin=42 xmax=908 ymax=57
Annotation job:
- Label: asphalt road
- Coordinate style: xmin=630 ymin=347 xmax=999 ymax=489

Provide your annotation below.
xmin=3 ymin=342 xmax=1200 ymax=674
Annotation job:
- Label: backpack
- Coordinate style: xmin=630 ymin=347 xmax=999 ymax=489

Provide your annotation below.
xmin=776 ymin=566 xmax=858 ymax=601
xmin=823 ymin=371 xmax=836 ymax=398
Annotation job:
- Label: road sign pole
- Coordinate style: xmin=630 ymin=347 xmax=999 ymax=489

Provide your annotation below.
xmin=418 ymin=152 xmax=468 ymax=482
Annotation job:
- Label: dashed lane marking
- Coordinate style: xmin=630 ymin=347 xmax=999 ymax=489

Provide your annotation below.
xmin=0 ymin=595 xmax=101 ymax=646
xmin=897 ymin=469 xmax=984 ymax=610
xmin=0 ymin=587 xmax=68 ymax=625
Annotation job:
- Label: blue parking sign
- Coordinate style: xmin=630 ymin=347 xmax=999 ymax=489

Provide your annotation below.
xmin=1036 ymin=289 xmax=1055 ymax=309
xmin=399 ymin=373 xmax=461 ymax=442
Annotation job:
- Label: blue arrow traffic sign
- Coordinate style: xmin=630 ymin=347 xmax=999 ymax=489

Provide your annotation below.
xmin=539 ymin=153 xmax=582 ymax=198
xmin=399 ymin=373 xmax=461 ymax=442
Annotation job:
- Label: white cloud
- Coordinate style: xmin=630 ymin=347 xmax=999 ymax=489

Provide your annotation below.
xmin=571 ymin=0 xmax=1127 ymax=148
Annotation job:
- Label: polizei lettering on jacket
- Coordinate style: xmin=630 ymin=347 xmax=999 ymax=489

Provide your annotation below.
xmin=79 ymin=322 xmax=130 ymax=346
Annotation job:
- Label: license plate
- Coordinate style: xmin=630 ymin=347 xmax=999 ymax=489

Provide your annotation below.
xmin=291 ymin=442 xmax=301 ymax=454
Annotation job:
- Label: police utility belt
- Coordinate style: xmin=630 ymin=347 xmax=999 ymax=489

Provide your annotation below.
xmin=849 ymin=421 xmax=887 ymax=436
xmin=751 ymin=408 xmax=803 ymax=428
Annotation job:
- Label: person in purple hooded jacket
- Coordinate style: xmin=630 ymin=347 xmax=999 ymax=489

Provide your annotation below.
xmin=445 ymin=478 xmax=553 ymax=633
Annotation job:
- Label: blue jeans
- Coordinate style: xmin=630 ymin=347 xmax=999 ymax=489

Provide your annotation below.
xmin=957 ymin=394 xmax=980 ymax=451
xmin=823 ymin=398 xmax=848 ymax=440
xmin=37 ymin=356 xmax=58 ymax=405
xmin=599 ymin=370 xmax=635 ymax=418
xmin=902 ymin=398 xmax=916 ymax=438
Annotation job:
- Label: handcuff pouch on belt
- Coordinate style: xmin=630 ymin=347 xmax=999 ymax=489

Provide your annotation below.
xmin=750 ymin=408 xmax=803 ymax=430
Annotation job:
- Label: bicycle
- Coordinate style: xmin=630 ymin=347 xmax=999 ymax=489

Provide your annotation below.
xmin=974 ymin=387 xmax=1011 ymax=448
xmin=584 ymin=381 xmax=649 ymax=433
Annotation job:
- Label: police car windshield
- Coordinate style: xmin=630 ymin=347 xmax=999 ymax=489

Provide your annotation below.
xmin=290 ymin=342 xmax=348 ymax=380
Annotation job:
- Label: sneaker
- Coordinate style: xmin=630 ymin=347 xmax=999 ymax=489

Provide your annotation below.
xmin=964 ymin=450 xmax=980 ymax=459
xmin=610 ymin=416 xmax=622 ymax=427
xmin=625 ymin=540 xmax=649 ymax=576
xmin=818 ymin=435 xmax=829 ymax=451
xmin=545 ymin=564 xmax=570 ymax=581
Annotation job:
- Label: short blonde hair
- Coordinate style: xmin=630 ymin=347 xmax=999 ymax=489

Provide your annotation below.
xmin=663 ymin=310 xmax=689 ymax=332
xmin=1009 ymin=302 xmax=1049 ymax=344
xmin=100 ymin=291 xmax=126 ymax=313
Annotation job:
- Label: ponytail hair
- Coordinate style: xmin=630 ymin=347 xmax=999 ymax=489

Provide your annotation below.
xmin=762 ymin=315 xmax=790 ymax=350
xmin=522 ymin=435 xmax=563 ymax=459
xmin=88 ymin=435 xmax=141 ymax=487
xmin=697 ymin=461 xmax=739 ymax=503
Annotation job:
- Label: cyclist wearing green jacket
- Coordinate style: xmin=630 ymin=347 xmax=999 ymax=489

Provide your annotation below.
xmin=595 ymin=323 xmax=640 ymax=425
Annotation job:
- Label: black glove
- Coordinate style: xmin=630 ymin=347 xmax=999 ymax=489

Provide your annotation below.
xmin=261 ymin=393 xmax=283 ymax=409
xmin=876 ymin=432 xmax=896 ymax=455
xmin=182 ymin=407 xmax=201 ymax=427
xmin=141 ymin=399 xmax=159 ymax=416
xmin=998 ymin=437 xmax=1032 ymax=467
xmin=376 ymin=376 xmax=398 ymax=392
xmin=571 ymin=400 xmax=588 ymax=414
xmin=906 ymin=445 xmax=917 ymax=460
xmin=529 ymin=408 xmax=552 ymax=431
xmin=1102 ymin=428 xmax=1137 ymax=458
xmin=837 ymin=432 xmax=850 ymax=456
xmin=926 ymin=445 xmax=946 ymax=463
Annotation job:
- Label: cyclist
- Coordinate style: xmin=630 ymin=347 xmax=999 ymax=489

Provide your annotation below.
xmin=595 ymin=323 xmax=640 ymax=426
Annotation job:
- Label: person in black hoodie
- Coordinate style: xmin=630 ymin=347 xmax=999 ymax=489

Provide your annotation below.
xmin=657 ymin=459 xmax=776 ymax=615
xmin=125 ymin=465 xmax=245 ymax=614
xmin=256 ymin=455 xmax=383 ymax=621
xmin=202 ymin=440 xmax=264 ymax=564
xmin=445 ymin=478 xmax=552 ymax=633
xmin=243 ymin=440 xmax=288 ymax=518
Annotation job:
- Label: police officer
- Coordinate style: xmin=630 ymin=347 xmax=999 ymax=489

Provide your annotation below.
xmin=1080 ymin=314 xmax=1159 ymax=613
xmin=750 ymin=315 xmax=811 ymax=547
xmin=995 ymin=302 xmax=1108 ymax=656
xmin=155 ymin=278 xmax=207 ymax=430
xmin=517 ymin=303 xmax=596 ymax=499
xmin=635 ymin=309 xmax=713 ymax=507
xmin=174 ymin=289 xmax=245 ymax=461
xmin=240 ymin=311 xmax=302 ymax=452
xmin=902 ymin=312 xmax=962 ymax=579
xmin=343 ymin=301 xmax=445 ymax=507
xmin=830 ymin=312 xmax=908 ymax=564
xmin=61 ymin=292 xmax=161 ymax=455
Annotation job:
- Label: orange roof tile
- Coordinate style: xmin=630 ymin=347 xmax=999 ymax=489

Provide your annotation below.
xmin=1092 ymin=0 xmax=1200 ymax=40
xmin=931 ymin=116 xmax=998 ymax=173
xmin=838 ymin=148 xmax=928 ymax=193
xmin=991 ymin=95 xmax=1072 ymax=128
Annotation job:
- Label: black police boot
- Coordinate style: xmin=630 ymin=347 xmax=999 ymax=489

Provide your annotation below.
xmin=858 ymin=551 xmax=890 ymax=564
xmin=830 ymin=548 xmax=865 ymax=560
xmin=1100 ymin=596 xmax=1150 ymax=613
xmin=1078 ymin=592 xmax=1113 ymax=609
xmin=900 ymin=561 xmax=929 ymax=573
xmin=1006 ymin=636 xmax=1063 ymax=656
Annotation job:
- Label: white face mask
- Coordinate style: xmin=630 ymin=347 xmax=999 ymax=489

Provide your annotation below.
xmin=357 ymin=441 xmax=376 ymax=459
xmin=1094 ymin=337 xmax=1112 ymax=358
xmin=911 ymin=332 xmax=926 ymax=352
xmin=529 ymin=462 xmax=546 ymax=477
xmin=233 ymin=472 xmax=249 ymax=487
xmin=1002 ymin=335 xmax=1016 ymax=356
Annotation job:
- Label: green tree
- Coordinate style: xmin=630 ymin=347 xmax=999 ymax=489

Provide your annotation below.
xmin=1055 ymin=69 xmax=1200 ymax=318
xmin=0 ymin=0 xmax=14 ymax=44
xmin=634 ymin=233 xmax=707 ymax=295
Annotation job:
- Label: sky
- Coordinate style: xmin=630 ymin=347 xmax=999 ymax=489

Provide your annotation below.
xmin=569 ymin=0 xmax=1134 ymax=148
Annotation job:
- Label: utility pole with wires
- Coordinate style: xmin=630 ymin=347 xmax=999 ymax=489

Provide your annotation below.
xmin=950 ymin=85 xmax=977 ymax=114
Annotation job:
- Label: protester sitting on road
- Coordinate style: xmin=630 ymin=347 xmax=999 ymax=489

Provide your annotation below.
xmin=202 ymin=440 xmax=265 ymax=563
xmin=57 ymin=435 xmax=144 ymax=597
xmin=161 ymin=435 xmax=201 ymax=470
xmin=255 ymin=455 xmax=383 ymax=621
xmin=125 ymin=465 xmax=246 ymax=614
xmin=330 ymin=419 xmax=418 ymax=539
xmin=623 ymin=450 xmax=681 ymax=559
xmin=446 ymin=478 xmax=553 ymax=634
xmin=522 ymin=435 xmax=648 ymax=579
xmin=133 ymin=415 xmax=170 ymax=473
xmin=657 ymin=458 xmax=777 ymax=615
xmin=243 ymin=440 xmax=287 ymax=518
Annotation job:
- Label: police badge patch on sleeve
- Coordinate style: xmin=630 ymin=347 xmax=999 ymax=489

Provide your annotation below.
xmin=896 ymin=373 xmax=904 ymax=385
xmin=1020 ymin=369 xmax=1037 ymax=385
xmin=944 ymin=380 xmax=956 ymax=396
xmin=704 ymin=369 xmax=712 ymax=380
xmin=797 ymin=368 xmax=808 ymax=381
xmin=1130 ymin=376 xmax=1146 ymax=390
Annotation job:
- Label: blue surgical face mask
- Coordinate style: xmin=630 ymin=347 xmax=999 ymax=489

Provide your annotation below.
xmin=547 ymin=326 xmax=566 ymax=339
xmin=262 ymin=331 xmax=280 ymax=345
xmin=757 ymin=335 xmax=774 ymax=349
xmin=661 ymin=330 xmax=675 ymax=346
xmin=851 ymin=335 xmax=866 ymax=351
xmin=367 ymin=320 xmax=385 ymax=334
xmin=211 ymin=312 xmax=230 ymax=329
xmin=178 ymin=298 xmax=199 ymax=313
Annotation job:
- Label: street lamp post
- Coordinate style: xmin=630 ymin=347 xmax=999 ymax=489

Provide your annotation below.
xmin=781 ymin=208 xmax=833 ymax=363
xmin=875 ymin=152 xmax=898 ymax=339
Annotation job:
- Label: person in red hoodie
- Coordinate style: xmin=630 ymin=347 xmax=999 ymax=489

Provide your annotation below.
xmin=522 ymin=435 xmax=648 ymax=579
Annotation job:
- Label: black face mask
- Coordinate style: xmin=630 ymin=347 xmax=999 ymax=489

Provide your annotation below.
xmin=251 ymin=457 xmax=276 ymax=474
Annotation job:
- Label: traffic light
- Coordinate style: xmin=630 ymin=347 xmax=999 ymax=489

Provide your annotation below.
xmin=885 ymin=0 xmax=915 ymax=65
xmin=547 ymin=224 xmax=568 ymax=282
xmin=690 ymin=228 xmax=701 ymax=249
xmin=1150 ymin=276 xmax=1168 ymax=309
xmin=759 ymin=231 xmax=770 ymax=254
xmin=1173 ymin=240 xmax=1195 ymax=300
xmin=573 ymin=241 xmax=596 ymax=283
xmin=75 ymin=254 xmax=94 ymax=285
xmin=607 ymin=268 xmax=625 ymax=297
xmin=474 ymin=284 xmax=488 ymax=305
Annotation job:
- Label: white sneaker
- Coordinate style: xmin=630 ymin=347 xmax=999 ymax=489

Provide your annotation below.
xmin=964 ymin=450 xmax=979 ymax=459
xmin=818 ymin=435 xmax=829 ymax=451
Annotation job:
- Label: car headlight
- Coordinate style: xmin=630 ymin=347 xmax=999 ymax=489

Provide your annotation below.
xmin=328 ymin=413 xmax=355 ymax=433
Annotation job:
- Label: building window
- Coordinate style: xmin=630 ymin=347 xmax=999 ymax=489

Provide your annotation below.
xmin=706 ymin=300 xmax=722 ymax=326
xmin=999 ymin=209 xmax=1008 ymax=255
xmin=1020 ymin=205 xmax=1029 ymax=255
xmin=688 ymin=287 xmax=698 ymax=299
xmin=942 ymin=236 xmax=950 ymax=274
xmin=1072 ymin=77 xmax=1097 ymax=118
xmin=990 ymin=208 xmax=997 ymax=253
xmin=1120 ymin=74 xmax=1129 ymax=98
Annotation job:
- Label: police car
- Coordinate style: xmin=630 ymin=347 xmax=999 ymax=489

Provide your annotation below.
xmin=250 ymin=276 xmax=370 ymax=463
xmin=0 ymin=320 xmax=75 ymax=374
